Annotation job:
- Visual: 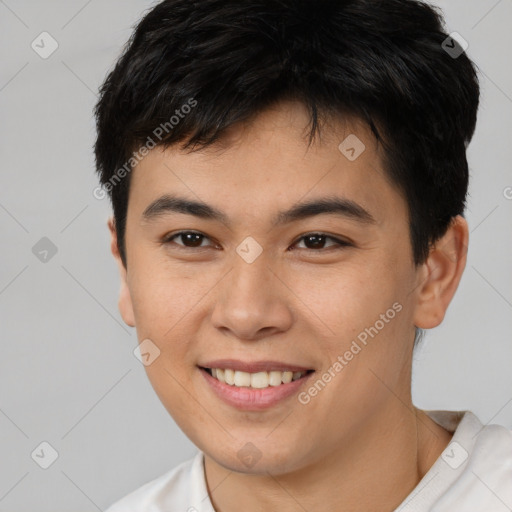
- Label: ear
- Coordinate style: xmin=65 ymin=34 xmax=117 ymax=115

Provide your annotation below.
xmin=412 ymin=215 xmax=469 ymax=329
xmin=108 ymin=217 xmax=136 ymax=328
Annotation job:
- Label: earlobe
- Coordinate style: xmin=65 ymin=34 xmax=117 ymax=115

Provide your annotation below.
xmin=413 ymin=215 xmax=469 ymax=329
xmin=108 ymin=217 xmax=136 ymax=328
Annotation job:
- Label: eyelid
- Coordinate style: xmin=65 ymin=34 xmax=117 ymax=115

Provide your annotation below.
xmin=290 ymin=232 xmax=352 ymax=250
xmin=163 ymin=230 xmax=219 ymax=249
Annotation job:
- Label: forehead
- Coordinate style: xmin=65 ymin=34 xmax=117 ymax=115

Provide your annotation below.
xmin=127 ymin=101 xmax=406 ymax=227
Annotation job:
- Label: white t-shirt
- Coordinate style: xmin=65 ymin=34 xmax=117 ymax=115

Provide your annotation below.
xmin=105 ymin=410 xmax=512 ymax=511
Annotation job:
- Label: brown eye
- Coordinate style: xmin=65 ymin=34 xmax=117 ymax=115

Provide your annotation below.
xmin=165 ymin=231 xmax=213 ymax=248
xmin=293 ymin=233 xmax=351 ymax=251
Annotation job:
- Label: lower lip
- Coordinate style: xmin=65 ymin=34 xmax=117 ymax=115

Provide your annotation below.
xmin=199 ymin=367 xmax=314 ymax=411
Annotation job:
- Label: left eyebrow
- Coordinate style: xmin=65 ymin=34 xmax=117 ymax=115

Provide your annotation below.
xmin=141 ymin=194 xmax=376 ymax=227
xmin=271 ymin=196 xmax=376 ymax=226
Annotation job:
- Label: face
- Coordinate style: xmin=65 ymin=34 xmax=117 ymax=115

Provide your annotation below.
xmin=114 ymin=101 xmax=430 ymax=474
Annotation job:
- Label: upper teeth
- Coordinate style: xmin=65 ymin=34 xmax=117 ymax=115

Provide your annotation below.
xmin=209 ymin=368 xmax=308 ymax=388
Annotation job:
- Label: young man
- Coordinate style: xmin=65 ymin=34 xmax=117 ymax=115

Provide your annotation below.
xmin=94 ymin=0 xmax=512 ymax=510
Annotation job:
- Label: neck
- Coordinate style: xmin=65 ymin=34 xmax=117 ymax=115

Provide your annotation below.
xmin=203 ymin=404 xmax=453 ymax=512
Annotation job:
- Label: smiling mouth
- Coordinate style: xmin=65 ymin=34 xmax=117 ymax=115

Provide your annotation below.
xmin=199 ymin=366 xmax=315 ymax=389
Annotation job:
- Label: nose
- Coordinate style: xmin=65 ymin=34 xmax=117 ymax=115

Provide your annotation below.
xmin=210 ymin=253 xmax=294 ymax=341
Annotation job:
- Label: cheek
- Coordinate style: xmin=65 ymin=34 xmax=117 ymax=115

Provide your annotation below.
xmin=127 ymin=265 xmax=206 ymax=416
xmin=128 ymin=256 xmax=210 ymax=334
xmin=293 ymin=262 xmax=410 ymax=390
xmin=288 ymin=260 xmax=399 ymax=333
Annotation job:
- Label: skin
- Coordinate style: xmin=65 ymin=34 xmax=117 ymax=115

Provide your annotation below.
xmin=109 ymin=100 xmax=469 ymax=512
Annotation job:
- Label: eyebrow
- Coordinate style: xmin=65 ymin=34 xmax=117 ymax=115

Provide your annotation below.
xmin=141 ymin=194 xmax=376 ymax=227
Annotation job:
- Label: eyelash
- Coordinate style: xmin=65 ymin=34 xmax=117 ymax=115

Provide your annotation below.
xmin=162 ymin=231 xmax=352 ymax=252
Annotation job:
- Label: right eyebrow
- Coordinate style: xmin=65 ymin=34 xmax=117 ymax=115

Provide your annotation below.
xmin=142 ymin=195 xmax=230 ymax=225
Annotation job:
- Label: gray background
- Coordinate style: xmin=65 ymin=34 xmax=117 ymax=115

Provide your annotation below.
xmin=0 ymin=1 xmax=511 ymax=510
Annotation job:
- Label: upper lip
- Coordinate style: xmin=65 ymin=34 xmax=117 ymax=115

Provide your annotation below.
xmin=199 ymin=359 xmax=314 ymax=373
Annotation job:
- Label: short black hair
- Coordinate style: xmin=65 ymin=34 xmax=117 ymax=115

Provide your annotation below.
xmin=93 ymin=0 xmax=480 ymax=269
